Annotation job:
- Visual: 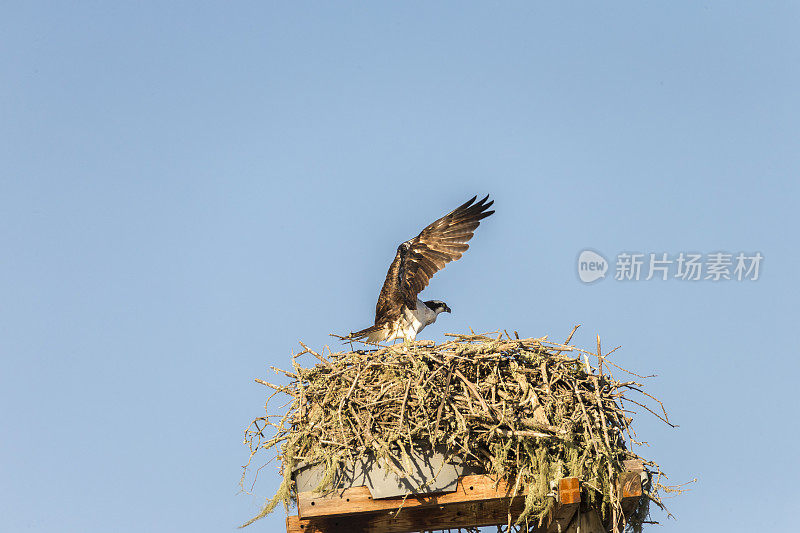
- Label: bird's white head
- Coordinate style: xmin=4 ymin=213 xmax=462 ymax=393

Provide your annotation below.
xmin=425 ymin=300 xmax=451 ymax=315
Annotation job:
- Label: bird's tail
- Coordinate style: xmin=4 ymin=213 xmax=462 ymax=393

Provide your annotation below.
xmin=343 ymin=324 xmax=384 ymax=343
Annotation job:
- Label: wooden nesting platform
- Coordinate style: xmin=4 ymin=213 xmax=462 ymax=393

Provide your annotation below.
xmin=286 ymin=461 xmax=645 ymax=533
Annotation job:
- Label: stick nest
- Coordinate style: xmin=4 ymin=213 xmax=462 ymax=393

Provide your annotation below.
xmin=242 ymin=330 xmax=679 ymax=531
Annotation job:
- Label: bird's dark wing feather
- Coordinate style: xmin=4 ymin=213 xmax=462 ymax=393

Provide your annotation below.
xmin=374 ymin=195 xmax=494 ymax=324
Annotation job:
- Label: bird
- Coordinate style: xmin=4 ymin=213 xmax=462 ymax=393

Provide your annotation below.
xmin=346 ymin=194 xmax=494 ymax=343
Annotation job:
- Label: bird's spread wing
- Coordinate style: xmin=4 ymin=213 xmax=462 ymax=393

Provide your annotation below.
xmin=375 ymin=195 xmax=494 ymax=323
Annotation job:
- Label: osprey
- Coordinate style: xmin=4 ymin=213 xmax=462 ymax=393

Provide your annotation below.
xmin=347 ymin=195 xmax=494 ymax=343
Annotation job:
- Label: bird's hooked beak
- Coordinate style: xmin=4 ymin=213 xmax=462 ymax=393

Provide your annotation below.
xmin=445 ymin=305 xmax=452 ymax=313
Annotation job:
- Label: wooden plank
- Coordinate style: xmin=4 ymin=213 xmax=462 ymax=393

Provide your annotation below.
xmin=619 ymin=470 xmax=644 ymax=520
xmin=622 ymin=459 xmax=644 ymax=473
xmin=289 ymin=497 xmax=573 ymax=533
xmin=289 ymin=466 xmax=644 ymax=533
xmin=572 ymin=509 xmax=605 ymax=533
xmin=558 ymin=477 xmax=580 ymax=504
xmin=287 ymin=515 xmax=302 ymax=533
xmin=619 ymin=471 xmax=642 ymax=499
xmin=545 ymin=502 xmax=579 ymax=533
xmin=298 ymin=473 xmax=528 ymax=518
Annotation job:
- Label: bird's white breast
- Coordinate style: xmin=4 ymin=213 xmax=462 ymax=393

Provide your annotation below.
xmin=384 ymin=300 xmax=440 ymax=342
xmin=398 ymin=299 xmax=437 ymax=340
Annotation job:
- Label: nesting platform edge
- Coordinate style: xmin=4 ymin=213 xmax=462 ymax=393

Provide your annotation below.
xmin=286 ymin=461 xmax=644 ymax=533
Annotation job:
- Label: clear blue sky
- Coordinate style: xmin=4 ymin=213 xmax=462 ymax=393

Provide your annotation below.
xmin=2 ymin=3 xmax=798 ymax=532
